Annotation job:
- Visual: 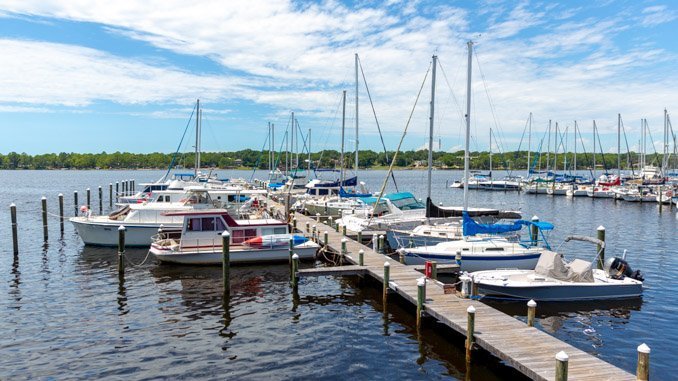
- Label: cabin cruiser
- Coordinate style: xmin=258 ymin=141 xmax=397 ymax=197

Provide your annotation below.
xmin=150 ymin=209 xmax=319 ymax=265
xmin=470 ymin=236 xmax=643 ymax=301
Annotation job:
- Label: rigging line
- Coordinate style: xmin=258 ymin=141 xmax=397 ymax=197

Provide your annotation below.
xmin=436 ymin=59 xmax=466 ymax=122
xmin=620 ymin=116 xmax=635 ymax=175
xmin=645 ymin=120 xmax=661 ymax=166
xmin=577 ymin=123 xmax=595 ymax=179
xmin=163 ymin=102 xmax=197 ymax=182
xmin=317 ymin=93 xmax=345 ymax=172
xmin=357 ymin=56 xmax=399 ymax=191
xmin=594 ymin=122 xmax=610 ymax=173
xmin=368 ymin=61 xmax=431 ymax=227
xmin=249 ymin=131 xmax=270 ymax=182
xmin=473 ymin=49 xmax=507 ymax=152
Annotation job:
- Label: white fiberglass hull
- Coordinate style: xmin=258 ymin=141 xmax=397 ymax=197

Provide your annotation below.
xmin=399 ymin=249 xmax=541 ymax=272
xmin=71 ymin=218 xmax=180 ymax=246
xmin=472 ymin=269 xmax=643 ymax=301
xmin=151 ymin=242 xmax=319 ymax=265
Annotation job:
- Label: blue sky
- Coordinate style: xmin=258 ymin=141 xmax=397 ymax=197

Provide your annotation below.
xmin=0 ymin=0 xmax=676 ymax=155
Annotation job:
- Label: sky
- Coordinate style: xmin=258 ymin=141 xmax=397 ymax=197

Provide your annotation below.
xmin=0 ymin=0 xmax=676 ymax=155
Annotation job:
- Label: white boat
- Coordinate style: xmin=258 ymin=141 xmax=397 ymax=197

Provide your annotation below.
xmin=150 ymin=209 xmax=319 ymax=265
xmin=566 ymin=184 xmax=590 ymax=197
xmin=522 ymin=181 xmax=551 ymax=194
xmin=470 ymin=236 xmax=643 ymax=301
xmin=546 ymin=183 xmax=570 ymax=196
xmin=71 ymin=188 xmax=238 ymax=247
xmin=478 ymin=179 xmax=522 ymax=191
xmin=587 ymin=186 xmax=616 ymax=198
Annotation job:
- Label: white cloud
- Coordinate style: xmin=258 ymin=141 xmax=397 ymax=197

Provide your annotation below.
xmin=640 ymin=5 xmax=677 ymax=27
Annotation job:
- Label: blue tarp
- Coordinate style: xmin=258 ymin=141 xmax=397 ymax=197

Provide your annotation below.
xmin=462 ymin=212 xmax=553 ymax=236
xmin=359 ymin=192 xmax=416 ymax=204
xmin=339 ymin=187 xmax=372 ymax=198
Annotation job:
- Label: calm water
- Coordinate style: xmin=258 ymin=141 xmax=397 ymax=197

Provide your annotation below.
xmin=0 ymin=169 xmax=675 ymax=380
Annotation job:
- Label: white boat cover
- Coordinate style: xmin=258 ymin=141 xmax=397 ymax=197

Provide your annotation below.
xmin=534 ymin=251 xmax=593 ymax=283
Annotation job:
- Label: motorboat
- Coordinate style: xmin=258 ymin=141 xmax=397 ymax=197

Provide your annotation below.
xmin=470 ymin=236 xmax=643 ymax=301
xmin=566 ymin=184 xmax=590 ymax=197
xmin=150 ymin=209 xmax=319 ymax=265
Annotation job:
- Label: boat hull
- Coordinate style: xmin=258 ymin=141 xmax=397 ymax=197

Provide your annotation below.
xmin=151 ymin=243 xmax=319 ymax=265
xmin=476 ymin=282 xmax=643 ymax=301
xmin=71 ymin=218 xmax=180 ymax=246
xmin=401 ymin=251 xmax=541 ymax=272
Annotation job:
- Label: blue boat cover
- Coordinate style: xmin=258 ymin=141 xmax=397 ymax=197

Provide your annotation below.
xmin=462 ymin=212 xmax=553 ymax=236
xmin=339 ymin=187 xmax=372 ymax=198
xmin=358 ymin=192 xmax=416 ymax=204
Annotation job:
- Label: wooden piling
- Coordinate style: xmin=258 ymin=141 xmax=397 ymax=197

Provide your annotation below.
xmin=597 ymin=225 xmax=606 ymax=270
xmin=378 ymin=235 xmax=384 ymax=254
xmin=86 ymin=188 xmax=91 ymax=210
xmin=41 ymin=196 xmax=48 ymax=241
xmin=312 ymin=225 xmax=317 ymax=241
xmin=58 ymin=193 xmax=64 ymax=234
xmin=73 ymin=190 xmax=78 ymax=216
xmin=466 ymin=305 xmax=476 ymax=363
xmin=555 ymin=351 xmax=568 ymax=381
xmin=372 ymin=233 xmax=378 ymax=252
xmin=305 ymin=221 xmax=310 ymax=234
xmin=383 ymin=261 xmax=390 ymax=304
xmin=342 ymin=224 xmax=347 ymax=236
xmin=636 ymin=343 xmax=650 ymax=381
xmin=122 ymin=180 xmax=126 ymax=197
xmin=291 ymin=253 xmax=299 ymax=288
xmin=416 ymin=278 xmax=425 ymax=328
xmin=115 ymin=182 xmax=119 ymax=202
xmin=315 ymin=212 xmax=320 ymax=222
xmin=357 ymin=231 xmax=362 ymax=244
xmin=399 ymin=251 xmax=405 ymax=264
xmin=292 ymin=217 xmax=297 ymax=231
xmin=117 ymin=226 xmax=126 ymax=277
xmin=109 ymin=183 xmax=113 ymax=208
xmin=10 ymin=203 xmax=18 ymax=255
xmin=530 ymin=215 xmax=539 ymax=245
xmin=527 ymin=299 xmax=536 ymax=327
xmin=430 ymin=261 xmax=437 ymax=280
xmin=222 ymin=231 xmax=230 ymax=295
xmin=324 ymin=231 xmax=328 ymax=246
xmin=358 ymin=249 xmax=364 ymax=266
xmin=98 ymin=186 xmax=103 ymax=214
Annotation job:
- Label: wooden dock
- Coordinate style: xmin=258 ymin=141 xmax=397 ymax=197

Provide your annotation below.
xmin=280 ymin=203 xmax=637 ymax=381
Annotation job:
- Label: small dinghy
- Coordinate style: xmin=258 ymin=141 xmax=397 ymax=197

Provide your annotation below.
xmin=470 ymin=235 xmax=644 ymax=301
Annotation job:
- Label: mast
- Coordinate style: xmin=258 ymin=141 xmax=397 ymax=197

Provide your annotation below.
xmin=489 ymin=128 xmax=493 ymax=180
xmin=340 ymin=90 xmax=346 ymax=190
xmin=617 ymin=113 xmax=621 ymax=179
xmin=268 ymin=122 xmax=272 ymax=172
xmin=592 ymin=120 xmax=597 ymax=178
xmin=574 ymin=121 xmax=577 ymax=174
xmin=427 ymin=55 xmax=437 ymax=208
xmin=292 ymin=111 xmax=296 ymax=170
xmin=307 ymin=128 xmax=312 ymax=179
xmin=463 ymin=41 xmax=473 ymax=212
xmin=553 ymin=122 xmax=558 ymax=184
xmin=271 ymin=123 xmax=275 ymax=173
xmin=563 ymin=125 xmax=568 ymax=174
xmin=355 ymin=53 xmax=359 ymax=173
xmin=546 ymin=120 xmax=551 ymax=174
xmin=663 ymin=108 xmax=669 ymax=175
xmin=194 ymin=99 xmax=201 ymax=177
xmin=527 ymin=112 xmax=532 ymax=176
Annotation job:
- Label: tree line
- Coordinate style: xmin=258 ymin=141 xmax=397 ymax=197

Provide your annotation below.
xmin=0 ymin=149 xmax=670 ymax=171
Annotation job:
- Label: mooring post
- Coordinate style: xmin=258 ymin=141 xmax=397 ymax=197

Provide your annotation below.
xmin=456 ymin=250 xmax=462 ymax=266
xmin=378 ymin=235 xmax=385 ymax=254
xmin=312 ymin=225 xmax=317 ymax=241
xmin=291 ymin=253 xmax=299 ymax=289
xmin=285 ymin=193 xmax=291 ymax=221
xmin=73 ymin=190 xmax=78 ymax=216
xmin=431 ymin=261 xmax=438 ymax=280
xmin=342 ymin=224 xmax=347 ymax=236
xmin=416 ymin=278 xmax=426 ymax=328
xmin=555 ymin=351 xmax=568 ymax=381
xmin=335 ymin=221 xmax=339 ymax=233
xmin=372 ymin=233 xmax=378 ymax=252
xmin=305 ymin=221 xmax=310 ymax=235
xmin=315 ymin=212 xmax=320 ymax=222
xmin=292 ymin=217 xmax=297 ymax=232
xmin=341 ymin=237 xmax=348 ymax=264
xmin=86 ymin=188 xmax=91 ymax=210
xmin=131 ymin=179 xmax=135 ymax=194
xmin=222 ymin=231 xmax=230 ymax=295
xmin=10 ymin=203 xmax=18 ymax=256
xmin=288 ymin=237 xmax=294 ymax=266
xmin=399 ymin=250 xmax=405 ymax=264
xmin=636 ymin=343 xmax=650 ymax=381
xmin=98 ymin=186 xmax=103 ymax=214
xmin=58 ymin=193 xmax=64 ymax=234
xmin=109 ymin=183 xmax=113 ymax=208
xmin=115 ymin=182 xmax=119 ymax=202
xmin=466 ymin=305 xmax=476 ymax=363
xmin=527 ymin=299 xmax=536 ymax=327
xmin=41 ymin=196 xmax=48 ymax=241
xmin=358 ymin=249 xmax=364 ymax=266
xmin=383 ymin=262 xmax=390 ymax=304
xmin=530 ymin=215 xmax=539 ymax=245
xmin=597 ymin=225 xmax=606 ymax=270
xmin=117 ymin=226 xmax=126 ymax=278
xmin=357 ymin=230 xmax=362 ymax=244
xmin=328 ymin=216 xmax=333 ymax=229
xmin=324 ymin=231 xmax=328 ymax=246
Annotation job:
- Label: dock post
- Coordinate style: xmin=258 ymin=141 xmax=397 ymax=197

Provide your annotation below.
xmin=383 ymin=262 xmax=390 ymax=304
xmin=399 ymin=251 xmax=405 ymax=264
xmin=109 ymin=183 xmax=113 ymax=208
xmin=288 ymin=237 xmax=294 ymax=265
xmin=335 ymin=221 xmax=339 ymax=232
xmin=328 ymin=216 xmax=333 ymax=229
xmin=73 ymin=190 xmax=78 ymax=216
xmin=117 ymin=226 xmax=126 ymax=278
xmin=98 ymin=186 xmax=103 ymax=214
xmin=10 ymin=203 xmax=18 ymax=256
xmin=324 ymin=231 xmax=328 ymax=246
xmin=86 ymin=188 xmax=91 ymax=210
xmin=378 ymin=235 xmax=384 ymax=254
xmin=430 ymin=261 xmax=437 ymax=280
xmin=315 ymin=212 xmax=320 ymax=222
xmin=222 ymin=231 xmax=230 ymax=295
xmin=292 ymin=217 xmax=297 ymax=231
xmin=416 ymin=278 xmax=425 ymax=328
xmin=466 ymin=305 xmax=476 ymax=363
xmin=41 ymin=196 xmax=48 ymax=241
xmin=58 ymin=193 xmax=64 ymax=234
xmin=636 ymin=343 xmax=650 ymax=381
xmin=115 ymin=182 xmax=119 ymax=202
xmin=357 ymin=231 xmax=362 ymax=244
xmin=596 ymin=226 xmax=606 ymax=270
xmin=131 ymin=179 xmax=135 ymax=194
xmin=305 ymin=221 xmax=310 ymax=234
xmin=312 ymin=225 xmax=317 ymax=241
xmin=342 ymin=224 xmax=347 ymax=236
xmin=291 ymin=253 xmax=299 ymax=289
xmin=358 ymin=249 xmax=364 ymax=266
xmin=372 ymin=234 xmax=378 ymax=252
xmin=555 ymin=351 xmax=568 ymax=381
xmin=527 ymin=299 xmax=536 ymax=327
xmin=456 ymin=250 xmax=462 ymax=266
xmin=530 ymin=215 xmax=539 ymax=245
xmin=285 ymin=193 xmax=291 ymax=221
xmin=341 ymin=238 xmax=348 ymax=264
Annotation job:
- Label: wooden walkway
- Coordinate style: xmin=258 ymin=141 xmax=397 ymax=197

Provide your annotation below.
xmin=278 ymin=203 xmax=635 ymax=381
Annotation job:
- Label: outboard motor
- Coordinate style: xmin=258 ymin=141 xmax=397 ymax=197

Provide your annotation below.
xmin=604 ymin=257 xmax=644 ymax=281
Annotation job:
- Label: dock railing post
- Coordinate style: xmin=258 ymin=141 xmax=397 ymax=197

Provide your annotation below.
xmin=383 ymin=262 xmax=390 ymax=305
xmin=73 ymin=190 xmax=78 ymax=216
xmin=530 ymin=215 xmax=539 ymax=245
xmin=222 ymin=231 xmax=230 ymax=295
xmin=527 ymin=299 xmax=536 ymax=327
xmin=555 ymin=351 xmax=568 ymax=381
xmin=312 ymin=225 xmax=317 ymax=241
xmin=58 ymin=193 xmax=64 ymax=234
xmin=358 ymin=249 xmax=364 ymax=266
xmin=10 ymin=203 xmax=18 ymax=256
xmin=291 ymin=253 xmax=299 ymax=289
xmin=466 ymin=305 xmax=475 ymax=363
xmin=596 ymin=225 xmax=606 ymax=270
xmin=636 ymin=343 xmax=650 ymax=381
xmin=41 ymin=196 xmax=48 ymax=241
xmin=117 ymin=226 xmax=126 ymax=278
xmin=417 ymin=278 xmax=426 ymax=328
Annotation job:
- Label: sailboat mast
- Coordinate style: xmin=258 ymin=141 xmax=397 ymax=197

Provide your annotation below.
xmin=308 ymin=128 xmax=312 ymax=177
xmin=553 ymin=122 xmax=558 ymax=177
xmin=463 ymin=41 xmax=473 ymax=212
xmin=268 ymin=122 xmax=272 ymax=172
xmin=489 ymin=128 xmax=493 ymax=179
xmin=664 ymin=108 xmax=669 ymax=175
xmin=355 ymin=53 xmax=359 ymax=173
xmin=617 ymin=113 xmax=621 ymax=179
xmin=574 ymin=121 xmax=577 ymax=174
xmin=546 ymin=120 xmax=551 ymax=174
xmin=427 ymin=55 xmax=437 ymax=205
xmin=340 ymin=90 xmax=346 ymax=188
xmin=592 ymin=121 xmax=597 ymax=178
xmin=271 ymin=123 xmax=275 ymax=172
xmin=527 ymin=112 xmax=532 ymax=175
xmin=292 ymin=111 xmax=296 ymax=170
xmin=194 ymin=99 xmax=200 ymax=177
